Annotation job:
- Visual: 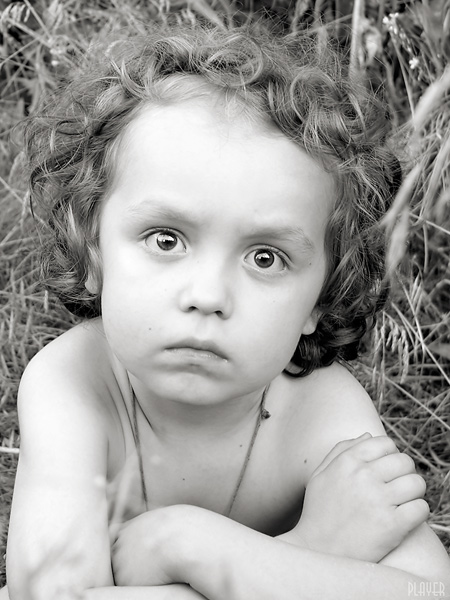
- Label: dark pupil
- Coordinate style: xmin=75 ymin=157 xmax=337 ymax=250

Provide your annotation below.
xmin=157 ymin=233 xmax=177 ymax=250
xmin=255 ymin=251 xmax=274 ymax=268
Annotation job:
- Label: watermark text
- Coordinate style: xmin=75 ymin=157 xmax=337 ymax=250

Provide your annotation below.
xmin=408 ymin=582 xmax=446 ymax=597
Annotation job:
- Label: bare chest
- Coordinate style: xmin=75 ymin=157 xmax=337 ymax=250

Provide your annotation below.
xmin=106 ymin=415 xmax=306 ymax=537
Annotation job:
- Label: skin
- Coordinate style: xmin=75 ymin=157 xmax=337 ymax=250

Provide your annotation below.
xmin=97 ymin=100 xmax=329 ymax=425
xmin=5 ymin=99 xmax=450 ymax=600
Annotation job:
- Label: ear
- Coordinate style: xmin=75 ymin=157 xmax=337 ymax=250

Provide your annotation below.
xmin=84 ymin=245 xmax=103 ymax=295
xmin=85 ymin=269 xmax=100 ymax=295
xmin=302 ymin=308 xmax=321 ymax=335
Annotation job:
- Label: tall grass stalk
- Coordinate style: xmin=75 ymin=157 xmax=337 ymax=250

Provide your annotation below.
xmin=1 ymin=0 xmax=449 ymax=589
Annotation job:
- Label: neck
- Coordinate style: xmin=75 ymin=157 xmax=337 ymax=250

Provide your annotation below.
xmin=128 ymin=374 xmax=268 ymax=442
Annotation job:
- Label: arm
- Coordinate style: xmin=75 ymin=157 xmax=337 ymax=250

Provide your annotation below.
xmin=112 ymin=503 xmax=450 ymax=600
xmin=277 ymin=433 xmax=428 ymax=562
xmin=6 ymin=340 xmax=113 ymax=599
xmin=5 ymin=331 xmax=209 ymax=600
xmin=112 ymin=366 xmax=450 ymax=598
xmin=178 ymin=364 xmax=450 ymax=599
xmin=112 ymin=433 xmax=427 ymax=579
xmin=84 ymin=586 xmax=206 ymax=599
xmin=111 ymin=437 xmax=450 ymax=599
xmin=170 ymin=506 xmax=450 ymax=600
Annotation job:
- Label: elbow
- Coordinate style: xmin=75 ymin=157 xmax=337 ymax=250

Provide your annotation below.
xmin=6 ymin=552 xmax=113 ymax=600
xmin=6 ymin=559 xmax=66 ymax=600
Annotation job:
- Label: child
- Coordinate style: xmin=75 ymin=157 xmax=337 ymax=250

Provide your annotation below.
xmin=4 ymin=22 xmax=450 ymax=600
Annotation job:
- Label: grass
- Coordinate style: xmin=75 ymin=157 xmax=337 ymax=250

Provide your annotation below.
xmin=1 ymin=0 xmax=449 ymax=589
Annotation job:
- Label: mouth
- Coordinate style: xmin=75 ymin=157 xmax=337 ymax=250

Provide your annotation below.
xmin=166 ymin=339 xmax=228 ymax=361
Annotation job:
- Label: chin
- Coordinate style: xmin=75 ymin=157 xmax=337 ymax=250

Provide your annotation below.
xmin=150 ymin=374 xmax=229 ymax=405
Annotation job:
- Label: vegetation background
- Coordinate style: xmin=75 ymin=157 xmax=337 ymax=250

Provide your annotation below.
xmin=0 ymin=0 xmax=449 ymax=588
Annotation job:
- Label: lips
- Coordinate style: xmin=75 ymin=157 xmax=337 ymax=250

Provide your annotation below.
xmin=166 ymin=338 xmax=228 ymax=360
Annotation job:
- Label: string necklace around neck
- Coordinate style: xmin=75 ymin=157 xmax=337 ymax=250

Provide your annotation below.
xmin=130 ymin=383 xmax=271 ymax=517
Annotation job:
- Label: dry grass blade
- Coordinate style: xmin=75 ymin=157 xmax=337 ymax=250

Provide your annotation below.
xmin=1 ymin=0 xmax=450 ymax=589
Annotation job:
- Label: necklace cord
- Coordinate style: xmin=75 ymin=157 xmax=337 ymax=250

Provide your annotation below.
xmin=225 ymin=385 xmax=270 ymax=517
xmin=131 ymin=387 xmax=149 ymax=509
xmin=130 ymin=383 xmax=270 ymax=517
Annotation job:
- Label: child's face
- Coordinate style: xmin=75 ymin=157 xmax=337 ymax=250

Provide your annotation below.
xmin=97 ymin=99 xmax=334 ymax=404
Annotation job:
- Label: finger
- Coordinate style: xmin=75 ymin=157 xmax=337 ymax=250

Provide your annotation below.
xmin=386 ymin=473 xmax=427 ymax=505
xmin=395 ymin=498 xmax=430 ymax=534
xmin=348 ymin=435 xmax=399 ymax=463
xmin=312 ymin=432 xmax=372 ymax=476
xmin=374 ymin=452 xmax=417 ymax=482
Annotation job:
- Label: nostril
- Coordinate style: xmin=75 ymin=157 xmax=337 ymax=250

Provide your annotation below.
xmin=187 ymin=305 xmax=225 ymax=317
xmin=179 ymin=276 xmax=232 ymax=318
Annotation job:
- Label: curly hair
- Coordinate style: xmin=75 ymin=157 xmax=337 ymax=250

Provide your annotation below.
xmin=25 ymin=22 xmax=401 ymax=377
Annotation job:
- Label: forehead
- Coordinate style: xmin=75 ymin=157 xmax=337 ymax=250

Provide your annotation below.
xmin=104 ymin=99 xmax=334 ymax=244
xmin=118 ymin=94 xmax=277 ymax=159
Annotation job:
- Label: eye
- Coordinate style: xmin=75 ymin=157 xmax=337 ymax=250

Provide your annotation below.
xmin=145 ymin=230 xmax=186 ymax=254
xmin=245 ymin=248 xmax=287 ymax=273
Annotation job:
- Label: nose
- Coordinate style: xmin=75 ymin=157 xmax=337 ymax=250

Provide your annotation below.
xmin=178 ymin=257 xmax=233 ymax=319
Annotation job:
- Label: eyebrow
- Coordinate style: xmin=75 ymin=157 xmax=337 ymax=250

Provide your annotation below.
xmin=126 ymin=201 xmax=199 ymax=226
xmin=126 ymin=199 xmax=316 ymax=254
xmin=245 ymin=224 xmax=316 ymax=254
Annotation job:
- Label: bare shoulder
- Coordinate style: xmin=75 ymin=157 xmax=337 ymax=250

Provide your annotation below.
xmin=281 ymin=361 xmax=386 ymax=440
xmin=278 ymin=362 xmax=386 ymax=483
xmin=17 ymin=318 xmax=120 ymax=437
xmin=20 ymin=318 xmax=110 ymax=395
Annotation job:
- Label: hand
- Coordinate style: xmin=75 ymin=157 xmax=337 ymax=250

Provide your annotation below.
xmin=112 ymin=506 xmax=185 ymax=586
xmin=280 ymin=433 xmax=429 ymax=563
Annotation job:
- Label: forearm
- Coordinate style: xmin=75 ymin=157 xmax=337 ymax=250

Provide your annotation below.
xmin=0 ymin=584 xmax=206 ymax=600
xmin=84 ymin=585 xmax=207 ymax=600
xmin=192 ymin=533 xmax=426 ymax=600
xmin=178 ymin=509 xmax=448 ymax=600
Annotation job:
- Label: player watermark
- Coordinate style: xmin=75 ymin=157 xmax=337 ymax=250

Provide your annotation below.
xmin=408 ymin=582 xmax=446 ymax=597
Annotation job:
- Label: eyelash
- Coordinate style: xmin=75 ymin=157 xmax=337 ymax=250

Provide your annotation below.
xmin=244 ymin=247 xmax=288 ymax=273
xmin=144 ymin=229 xmax=186 ymax=254
xmin=143 ymin=229 xmax=289 ymax=273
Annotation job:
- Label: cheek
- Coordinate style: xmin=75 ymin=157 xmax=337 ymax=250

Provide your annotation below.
xmin=100 ymin=272 xmax=144 ymax=350
xmin=255 ymin=272 xmax=324 ymax=351
xmin=244 ymin=298 xmax=310 ymax=365
xmin=100 ymin=263 xmax=171 ymax=349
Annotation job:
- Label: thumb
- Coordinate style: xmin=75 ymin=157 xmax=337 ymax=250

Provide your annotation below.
xmin=312 ymin=432 xmax=372 ymax=477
